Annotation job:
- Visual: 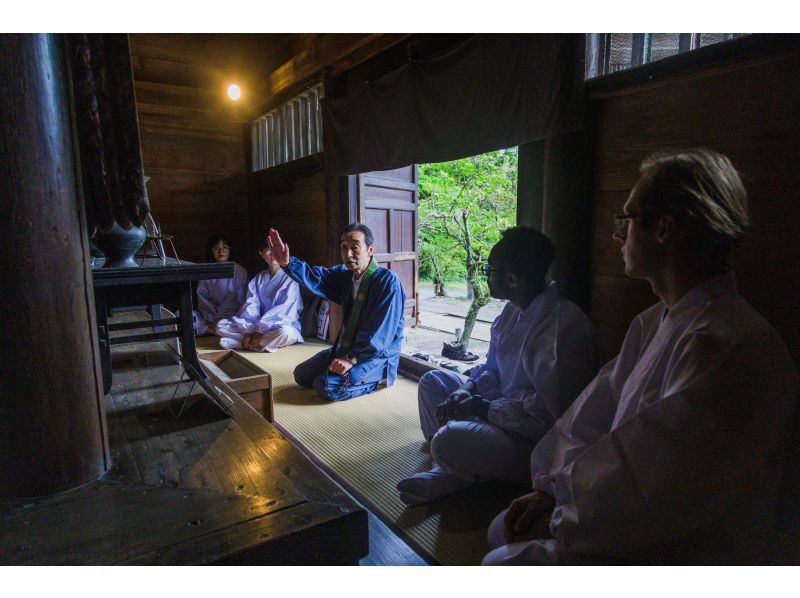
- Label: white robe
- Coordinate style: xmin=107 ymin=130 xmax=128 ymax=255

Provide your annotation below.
xmin=216 ymin=268 xmax=303 ymax=352
xmin=398 ymin=285 xmax=596 ymax=504
xmin=484 ymin=272 xmax=800 ymax=565
xmin=469 ymin=283 xmax=597 ymax=441
xmin=193 ymin=262 xmax=248 ymax=334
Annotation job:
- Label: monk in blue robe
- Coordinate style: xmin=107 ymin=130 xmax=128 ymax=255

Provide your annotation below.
xmin=267 ymin=224 xmax=405 ymax=401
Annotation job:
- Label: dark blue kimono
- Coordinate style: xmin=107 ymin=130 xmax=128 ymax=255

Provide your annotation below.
xmin=284 ymin=256 xmax=405 ymax=401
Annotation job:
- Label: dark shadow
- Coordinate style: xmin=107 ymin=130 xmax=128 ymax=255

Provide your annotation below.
xmin=136 ymin=393 xmax=229 ymax=436
xmin=273 ymin=385 xmax=327 ymax=406
xmin=394 ymin=480 xmax=526 ymax=534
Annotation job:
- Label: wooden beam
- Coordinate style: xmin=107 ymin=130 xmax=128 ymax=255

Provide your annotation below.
xmin=330 ymin=33 xmax=413 ymax=76
xmin=267 ymin=33 xmax=409 ymax=97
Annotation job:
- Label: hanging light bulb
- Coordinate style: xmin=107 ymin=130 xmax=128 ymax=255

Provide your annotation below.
xmin=227 ymin=84 xmax=241 ymax=101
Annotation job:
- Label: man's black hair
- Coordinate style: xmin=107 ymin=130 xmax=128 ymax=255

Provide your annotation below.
xmin=205 ymin=233 xmax=235 ymax=262
xmin=492 ymin=226 xmax=556 ymax=284
xmin=340 ymin=222 xmax=375 ymax=247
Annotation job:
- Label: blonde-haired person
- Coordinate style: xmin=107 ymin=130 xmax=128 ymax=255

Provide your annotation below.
xmin=483 ymin=149 xmax=799 ymax=565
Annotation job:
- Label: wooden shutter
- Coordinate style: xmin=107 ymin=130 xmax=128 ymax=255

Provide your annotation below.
xmin=357 ymin=166 xmax=418 ymax=326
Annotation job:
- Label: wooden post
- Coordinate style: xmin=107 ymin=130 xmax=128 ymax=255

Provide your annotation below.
xmin=0 ymin=33 xmax=109 ymax=496
xmin=540 ymin=131 xmax=594 ymax=311
xmin=516 ymin=139 xmax=546 ymax=229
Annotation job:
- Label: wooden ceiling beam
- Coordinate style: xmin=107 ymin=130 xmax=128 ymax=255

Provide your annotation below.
xmin=267 ymin=33 xmax=410 ymax=97
xmin=330 ymin=33 xmax=413 ymax=77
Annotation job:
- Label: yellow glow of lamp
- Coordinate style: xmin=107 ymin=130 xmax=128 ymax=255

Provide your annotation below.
xmin=227 ymin=84 xmax=241 ymax=101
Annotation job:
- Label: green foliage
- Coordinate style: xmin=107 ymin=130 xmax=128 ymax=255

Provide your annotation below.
xmin=418 ymin=148 xmax=518 ymax=284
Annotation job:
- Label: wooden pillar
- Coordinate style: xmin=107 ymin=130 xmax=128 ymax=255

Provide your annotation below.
xmin=517 ymin=133 xmax=594 ymax=311
xmin=0 ymin=33 xmax=109 ymax=496
xmin=516 ymin=140 xmax=546 ymax=229
xmin=540 ymin=131 xmax=594 ymax=311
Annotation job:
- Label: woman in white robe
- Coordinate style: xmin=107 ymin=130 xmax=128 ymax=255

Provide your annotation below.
xmin=483 ymin=149 xmax=799 ymax=565
xmin=216 ymin=237 xmax=303 ymax=352
xmin=193 ymin=234 xmax=248 ymax=335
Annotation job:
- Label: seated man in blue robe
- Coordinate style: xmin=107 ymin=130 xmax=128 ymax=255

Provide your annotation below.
xmin=267 ymin=224 xmax=406 ymax=401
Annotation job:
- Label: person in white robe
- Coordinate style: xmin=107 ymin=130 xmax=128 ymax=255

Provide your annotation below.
xmin=193 ymin=234 xmax=248 ymax=335
xmin=483 ymin=148 xmax=800 ymax=565
xmin=216 ymin=234 xmax=303 ymax=352
xmin=397 ymin=227 xmax=596 ymax=505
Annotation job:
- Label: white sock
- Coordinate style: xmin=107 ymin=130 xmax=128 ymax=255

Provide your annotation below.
xmin=219 ymin=337 xmax=239 ymax=350
xmin=396 ymin=464 xmax=471 ymax=505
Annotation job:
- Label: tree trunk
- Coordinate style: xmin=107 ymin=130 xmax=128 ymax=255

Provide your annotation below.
xmin=458 ymin=262 xmax=489 ymax=352
xmin=430 ymin=255 xmax=447 ymax=297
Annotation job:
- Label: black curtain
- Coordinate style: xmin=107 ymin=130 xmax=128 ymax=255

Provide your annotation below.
xmin=69 ymin=33 xmax=149 ymax=234
xmin=322 ymin=34 xmax=585 ymax=174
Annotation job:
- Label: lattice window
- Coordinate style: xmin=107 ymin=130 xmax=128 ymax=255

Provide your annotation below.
xmin=586 ymin=33 xmax=749 ymax=79
xmin=250 ymin=83 xmax=324 ymax=171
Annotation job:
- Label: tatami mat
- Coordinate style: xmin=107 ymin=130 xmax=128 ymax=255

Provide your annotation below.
xmin=196 ymin=336 xmax=522 ymax=565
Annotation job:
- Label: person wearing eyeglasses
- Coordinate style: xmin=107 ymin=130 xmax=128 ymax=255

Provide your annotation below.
xmin=396 ymin=226 xmax=596 ymax=506
xmin=483 ymin=149 xmax=799 ymax=565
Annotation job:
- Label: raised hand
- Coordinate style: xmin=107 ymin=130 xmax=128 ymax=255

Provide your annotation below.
xmin=267 ymin=228 xmax=290 ymax=266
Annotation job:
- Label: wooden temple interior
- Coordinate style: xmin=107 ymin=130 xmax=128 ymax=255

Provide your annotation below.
xmin=1 ymin=32 xmax=799 ymax=566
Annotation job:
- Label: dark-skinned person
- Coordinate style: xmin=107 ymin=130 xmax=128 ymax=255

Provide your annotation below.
xmin=396 ymin=226 xmax=596 ymax=505
xmin=483 ymin=149 xmax=799 ymax=565
xmin=267 ymin=224 xmax=405 ymax=401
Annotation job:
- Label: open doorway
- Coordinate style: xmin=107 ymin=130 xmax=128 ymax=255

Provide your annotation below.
xmin=404 ymin=147 xmax=518 ymax=372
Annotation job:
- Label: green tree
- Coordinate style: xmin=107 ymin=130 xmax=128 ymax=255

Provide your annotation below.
xmin=418 ymin=148 xmax=517 ymax=353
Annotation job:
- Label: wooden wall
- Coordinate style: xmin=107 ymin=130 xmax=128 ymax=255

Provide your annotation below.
xmin=247 ymin=167 xmax=331 ymax=272
xmin=128 ymin=33 xmax=405 ymax=270
xmin=587 ymin=47 xmax=800 ymax=369
xmin=129 ymin=34 xmax=282 ymax=266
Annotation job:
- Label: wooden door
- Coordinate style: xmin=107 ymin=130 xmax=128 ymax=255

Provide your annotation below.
xmin=357 ymin=166 xmax=418 ymax=325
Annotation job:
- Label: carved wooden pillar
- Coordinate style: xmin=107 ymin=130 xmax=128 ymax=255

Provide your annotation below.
xmin=0 ymin=33 xmax=109 ymax=496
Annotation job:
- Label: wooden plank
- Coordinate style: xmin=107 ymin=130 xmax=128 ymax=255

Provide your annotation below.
xmin=107 ymin=352 xmax=300 ymax=504
xmin=129 ymin=500 xmax=367 ymax=565
xmin=588 ymin=50 xmax=800 ymax=367
xmin=199 ymin=352 xmax=274 ymax=421
xmin=137 ymin=114 xmax=243 ymax=143
xmin=362 ymin=176 xmax=418 ymax=192
xmin=360 ymin=512 xmax=428 ymax=566
xmin=134 ymin=79 xmax=222 ymax=106
xmin=0 ymin=332 xmax=369 ymax=565
xmin=135 ymin=100 xmax=245 ymax=123
xmin=269 ymin=33 xmax=386 ymax=96
xmin=140 ymin=131 xmax=245 ymax=175
xmin=0 ymin=480 xmax=320 ymax=565
xmin=373 ymin=251 xmax=416 ymax=262
xmin=330 ymin=34 xmax=413 ymax=77
xmin=131 ymin=54 xmax=212 ymax=89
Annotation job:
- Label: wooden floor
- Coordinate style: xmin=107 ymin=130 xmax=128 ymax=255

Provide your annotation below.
xmin=361 ymin=513 xmax=428 ymax=566
xmin=0 ymin=321 xmax=373 ymax=566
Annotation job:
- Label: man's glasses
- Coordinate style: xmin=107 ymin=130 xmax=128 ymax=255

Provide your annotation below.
xmin=613 ymin=213 xmax=645 ymax=239
xmin=480 ymin=264 xmax=506 ymax=276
